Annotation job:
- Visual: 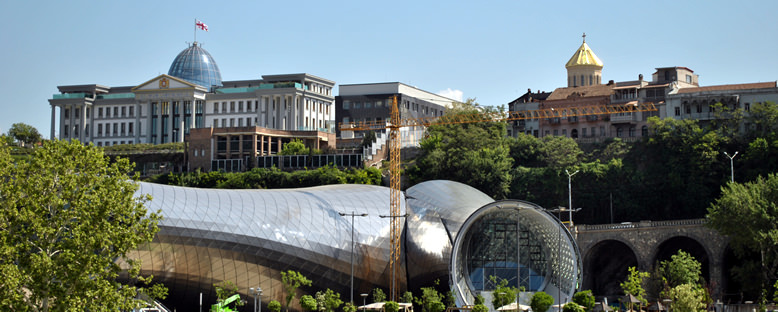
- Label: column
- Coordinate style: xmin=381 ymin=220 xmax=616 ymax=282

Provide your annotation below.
xmin=79 ymin=103 xmax=87 ymax=142
xmin=266 ymin=135 xmax=272 ymax=156
xmin=50 ymin=105 xmax=56 ymax=140
xmin=178 ymin=100 xmax=185 ymax=142
xmin=225 ymin=134 xmax=231 ymax=159
xmin=135 ymin=102 xmax=141 ymax=143
xmin=252 ymin=134 xmax=258 ymax=167
xmin=277 ymin=138 xmax=282 ymax=154
xmin=167 ymin=101 xmax=174 ymax=143
xmin=260 ymin=134 xmax=265 ymax=156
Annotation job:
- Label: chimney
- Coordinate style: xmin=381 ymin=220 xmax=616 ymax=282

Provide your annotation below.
xmin=639 ymin=74 xmax=644 ymax=82
xmin=608 ymin=80 xmax=615 ymax=85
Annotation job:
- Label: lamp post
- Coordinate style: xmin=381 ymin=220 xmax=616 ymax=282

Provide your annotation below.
xmin=723 ymin=151 xmax=738 ymax=183
xmin=361 ymin=293 xmax=368 ymax=312
xmin=339 ymin=211 xmax=369 ymax=304
xmin=565 ymin=169 xmax=579 ymax=227
xmin=497 ymin=205 xmax=521 ymax=306
xmin=250 ymin=287 xmax=262 ymax=312
xmin=380 ymin=213 xmax=409 ymax=301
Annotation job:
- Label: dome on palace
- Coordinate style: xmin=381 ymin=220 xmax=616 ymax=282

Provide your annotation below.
xmin=167 ymin=42 xmax=223 ymax=89
xmin=565 ymin=37 xmax=603 ymax=68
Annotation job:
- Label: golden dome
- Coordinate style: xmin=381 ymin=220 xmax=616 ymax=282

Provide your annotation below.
xmin=565 ymin=38 xmax=603 ymax=68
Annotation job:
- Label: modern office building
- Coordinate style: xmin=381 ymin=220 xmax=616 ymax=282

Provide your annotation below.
xmin=49 ymin=42 xmax=336 ymax=150
xmin=129 ymin=180 xmax=581 ymax=311
xmin=335 ymin=82 xmax=454 ymax=147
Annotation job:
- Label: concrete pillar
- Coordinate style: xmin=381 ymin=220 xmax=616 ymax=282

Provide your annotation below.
xmin=267 ymin=134 xmax=272 ymax=156
xmin=178 ymin=100 xmax=185 ymax=142
xmin=252 ymin=134 xmax=258 ymax=167
xmin=225 ymin=134 xmax=231 ymax=159
xmin=260 ymin=134 xmax=265 ymax=156
xmin=277 ymin=137 xmax=282 ymax=154
xmin=79 ymin=104 xmax=87 ymax=142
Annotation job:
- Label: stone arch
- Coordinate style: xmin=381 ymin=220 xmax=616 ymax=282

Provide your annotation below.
xmin=582 ymin=239 xmax=639 ymax=297
xmin=651 ymin=236 xmax=710 ymax=282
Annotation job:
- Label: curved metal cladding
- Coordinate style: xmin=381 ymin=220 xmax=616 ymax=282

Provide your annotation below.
xmin=450 ymin=201 xmax=582 ymax=306
xmin=128 ymin=182 xmax=404 ymax=311
xmin=404 ymin=180 xmax=495 ymax=290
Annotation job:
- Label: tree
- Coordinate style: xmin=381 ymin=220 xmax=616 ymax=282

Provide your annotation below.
xmin=7 ymin=122 xmax=42 ymax=145
xmin=490 ymin=276 xmax=517 ymax=310
xmin=414 ymin=282 xmax=445 ymax=312
xmin=401 ymin=291 xmax=414 ymax=304
xmin=0 ymin=140 xmax=165 ymax=311
xmin=214 ymin=280 xmax=244 ymax=309
xmin=530 ymin=291 xmax=554 ymax=312
xmin=471 ymin=304 xmax=488 ymax=312
xmin=300 ymin=295 xmax=318 ymax=311
xmin=269 ymin=300 xmax=282 ymax=312
xmin=707 ymin=174 xmax=778 ymax=299
xmin=659 ymin=251 xmax=702 ymax=288
xmin=343 ymin=302 xmax=357 ymax=312
xmin=746 ymin=101 xmax=778 ymax=138
xmin=316 ymin=289 xmax=343 ymax=312
xmin=372 ymin=288 xmax=386 ymax=303
xmin=282 ymin=270 xmax=312 ymax=312
xmin=620 ymin=266 xmax=650 ymax=311
xmin=280 ymin=139 xmax=310 ymax=155
xmin=562 ymin=302 xmax=584 ymax=312
xmin=667 ymin=284 xmax=706 ymax=312
xmin=572 ymin=290 xmax=595 ymax=311
xmin=539 ymin=135 xmax=583 ymax=171
xmin=384 ymin=301 xmax=400 ymax=312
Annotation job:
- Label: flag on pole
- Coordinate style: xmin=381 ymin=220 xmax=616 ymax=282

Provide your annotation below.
xmin=196 ymin=20 xmax=208 ymax=32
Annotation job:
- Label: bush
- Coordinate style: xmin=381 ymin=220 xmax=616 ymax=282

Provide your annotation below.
xmin=530 ymin=292 xmax=554 ymax=312
xmin=472 ymin=304 xmax=488 ymax=312
xmin=562 ymin=302 xmax=584 ymax=312
xmin=572 ymin=290 xmax=595 ymax=311
xmin=268 ymin=300 xmax=282 ymax=312
xmin=384 ymin=301 xmax=400 ymax=312
xmin=300 ymin=295 xmax=318 ymax=311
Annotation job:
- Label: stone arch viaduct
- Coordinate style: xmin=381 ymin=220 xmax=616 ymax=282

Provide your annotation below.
xmin=575 ymin=219 xmax=730 ymax=300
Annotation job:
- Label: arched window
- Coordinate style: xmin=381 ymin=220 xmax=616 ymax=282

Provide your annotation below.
xmin=589 ymin=75 xmax=593 ymax=85
xmin=581 ymin=75 xmax=585 ymax=86
xmin=573 ymin=76 xmax=576 ymax=86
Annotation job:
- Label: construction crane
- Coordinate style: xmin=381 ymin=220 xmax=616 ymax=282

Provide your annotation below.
xmin=339 ymin=96 xmax=657 ymax=300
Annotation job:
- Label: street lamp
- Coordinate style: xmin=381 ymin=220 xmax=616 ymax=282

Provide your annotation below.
xmin=497 ymin=205 xmax=521 ymax=307
xmin=250 ymin=287 xmax=263 ymax=312
xmin=339 ymin=211 xmax=369 ymax=304
xmin=723 ymin=151 xmax=738 ymax=183
xmin=380 ymin=213 xmax=409 ymax=301
xmin=361 ymin=293 xmax=369 ymax=312
xmin=565 ymin=169 xmax=579 ymax=227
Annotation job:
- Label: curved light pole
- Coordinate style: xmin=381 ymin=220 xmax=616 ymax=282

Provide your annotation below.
xmin=339 ymin=211 xmax=368 ymax=304
xmin=724 ymin=151 xmax=738 ymax=183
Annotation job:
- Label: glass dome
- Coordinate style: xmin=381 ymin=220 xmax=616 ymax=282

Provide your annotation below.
xmin=167 ymin=42 xmax=223 ymax=89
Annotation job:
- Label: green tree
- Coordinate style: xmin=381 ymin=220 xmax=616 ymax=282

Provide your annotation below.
xmin=269 ymin=300 xmax=282 ymax=312
xmin=707 ymin=174 xmax=778 ymax=299
xmin=667 ymin=284 xmax=706 ymax=312
xmin=281 ymin=139 xmax=310 ymax=155
xmin=300 ymin=295 xmax=318 ymax=311
xmin=7 ymin=122 xmax=42 ymax=145
xmin=0 ymin=133 xmax=14 ymax=146
xmin=474 ymin=294 xmax=485 ymax=306
xmin=562 ymin=302 xmax=584 ymax=312
xmin=343 ymin=302 xmax=357 ymax=312
xmin=316 ymin=289 xmax=343 ymax=312
xmin=414 ymin=283 xmax=445 ymax=312
xmin=539 ymin=135 xmax=583 ymax=171
xmin=372 ymin=288 xmax=386 ymax=303
xmin=401 ymin=291 xmax=414 ymax=304
xmin=572 ymin=290 xmax=595 ymax=311
xmin=214 ymin=280 xmax=244 ymax=309
xmin=282 ymin=270 xmax=312 ymax=312
xmin=0 ymin=140 xmax=165 ymax=311
xmin=620 ymin=267 xmax=650 ymax=311
xmin=490 ymin=276 xmax=517 ymax=310
xmin=471 ymin=304 xmax=488 ymax=312
xmin=384 ymin=301 xmax=400 ymax=312
xmin=530 ymin=291 xmax=554 ymax=312
xmin=746 ymin=101 xmax=778 ymax=138
xmin=659 ymin=251 xmax=702 ymax=288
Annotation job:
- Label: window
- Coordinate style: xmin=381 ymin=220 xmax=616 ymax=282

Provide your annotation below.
xmin=685 ymin=105 xmax=691 ymax=114
xmin=589 ymin=75 xmax=593 ymax=85
xmin=617 ymin=127 xmax=624 ymax=137
xmin=98 ymin=108 xmax=103 ymax=118
xmin=553 ymin=129 xmax=559 ymax=136
xmin=221 ymin=118 xmax=226 ymax=127
xmin=229 ymin=118 xmax=234 ymax=127
xmin=641 ymin=125 xmax=648 ymax=137
xmin=121 ymin=123 xmax=126 ymax=135
xmin=562 ymin=129 xmax=567 ymax=137
xmin=98 ymin=124 xmax=103 ymax=136
xmin=129 ymin=122 xmax=133 ymax=135
xmin=365 ymin=101 xmax=373 ymax=109
xmin=75 ymin=108 xmax=80 ymax=118
xmin=238 ymin=118 xmax=243 ymax=127
xmin=213 ymin=103 xmax=219 ymax=113
xmin=675 ymin=107 xmax=681 ymax=116
xmin=745 ymin=103 xmax=750 ymax=111
xmin=129 ymin=106 xmax=134 ymax=117
xmin=230 ymin=101 xmax=235 ymax=112
xmin=600 ymin=126 xmax=605 ymax=136
xmin=113 ymin=107 xmax=118 ymax=117
xmin=573 ymin=76 xmax=576 ymax=86
xmin=239 ymin=101 xmax=243 ymax=112
xmin=246 ymin=117 xmax=251 ymax=126
xmin=222 ymin=102 xmax=227 ymax=112
xmin=113 ymin=123 xmax=118 ymax=135
xmin=686 ymin=75 xmax=692 ymax=83
xmin=696 ymin=105 xmax=702 ymax=113
xmin=582 ymin=128 xmax=587 ymax=137
xmin=629 ymin=127 xmax=636 ymax=137
xmin=64 ymin=108 xmax=70 ymax=118
xmin=121 ymin=106 xmax=126 ymax=117
xmin=86 ymin=108 xmax=90 ymax=118
xmin=214 ymin=119 xmax=219 ymax=127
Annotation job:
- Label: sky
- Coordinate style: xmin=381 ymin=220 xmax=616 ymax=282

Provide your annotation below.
xmin=1 ymin=0 xmax=777 ymax=137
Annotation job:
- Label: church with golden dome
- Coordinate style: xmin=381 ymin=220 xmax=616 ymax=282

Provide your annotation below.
xmin=565 ymin=33 xmax=604 ymax=87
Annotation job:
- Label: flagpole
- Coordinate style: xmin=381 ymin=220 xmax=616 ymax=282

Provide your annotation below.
xmin=194 ymin=18 xmax=197 ymax=43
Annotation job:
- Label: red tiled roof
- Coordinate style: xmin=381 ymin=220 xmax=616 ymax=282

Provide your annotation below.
xmin=547 ymin=84 xmax=614 ymax=100
xmin=677 ymin=82 xmax=777 ymax=94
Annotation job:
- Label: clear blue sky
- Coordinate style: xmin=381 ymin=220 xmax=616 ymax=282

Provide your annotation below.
xmin=1 ymin=0 xmax=777 ymax=137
